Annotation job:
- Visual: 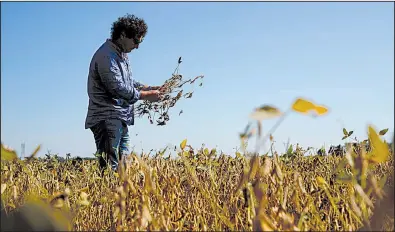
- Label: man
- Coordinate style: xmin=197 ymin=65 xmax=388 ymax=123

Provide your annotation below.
xmin=85 ymin=14 xmax=161 ymax=171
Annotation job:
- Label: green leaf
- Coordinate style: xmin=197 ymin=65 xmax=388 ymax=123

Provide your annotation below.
xmin=29 ymin=145 xmax=41 ymax=159
xmin=249 ymin=105 xmax=282 ymax=120
xmin=343 ymin=128 xmax=348 ymax=136
xmin=160 ymin=147 xmax=168 ymax=156
xmin=342 ymin=135 xmax=348 ymax=140
xmin=1 ymin=144 xmax=18 ymax=161
xmin=335 ymin=172 xmax=353 ymax=184
xmin=236 ymin=152 xmax=242 ymax=159
xmin=211 ymin=161 xmax=220 ymax=167
xmin=210 ymin=148 xmax=217 ymax=156
xmin=182 ymin=151 xmax=190 ymax=157
xmin=379 ymin=128 xmax=388 ymax=136
xmin=286 ymin=145 xmax=293 ymax=155
xmin=348 ymin=131 xmax=354 ymax=136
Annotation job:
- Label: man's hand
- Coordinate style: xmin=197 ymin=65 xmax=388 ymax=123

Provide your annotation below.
xmin=140 ymin=90 xmax=161 ymax=102
xmin=140 ymin=85 xmax=163 ymax=91
xmin=150 ymin=86 xmax=162 ymax=90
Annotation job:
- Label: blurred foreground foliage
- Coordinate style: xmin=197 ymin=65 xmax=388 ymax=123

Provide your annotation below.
xmin=1 ymin=139 xmax=393 ymax=231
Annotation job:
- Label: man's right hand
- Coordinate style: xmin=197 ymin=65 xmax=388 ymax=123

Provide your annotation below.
xmin=140 ymin=90 xmax=161 ymax=102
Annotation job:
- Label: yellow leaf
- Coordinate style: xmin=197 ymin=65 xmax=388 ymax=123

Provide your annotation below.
xmin=29 ymin=145 xmax=41 ymax=159
xmin=314 ymin=105 xmax=329 ymax=115
xmin=1 ymin=184 xmax=6 ymax=194
xmin=15 ymin=201 xmax=71 ymax=230
xmin=235 ymin=152 xmax=242 ymax=159
xmin=51 ymin=199 xmax=64 ymax=209
xmin=180 ymin=139 xmax=187 ymax=150
xmin=249 ymin=105 xmax=282 ymax=120
xmin=79 ymin=200 xmax=89 ymax=206
xmin=1 ymin=144 xmax=18 ymax=161
xmin=292 ymin=98 xmax=329 ymax=117
xmin=292 ymin=98 xmax=316 ymax=114
xmin=316 ymin=176 xmax=327 ymax=186
xmin=248 ymin=155 xmax=260 ymax=180
xmin=140 ymin=204 xmax=152 ymax=228
xmin=78 ymin=186 xmax=89 ymax=193
xmin=79 ymin=192 xmax=90 ymax=206
xmin=367 ymin=125 xmax=389 ymax=163
xmin=80 ymin=192 xmax=88 ymax=200
xmin=182 ymin=151 xmax=190 ymax=158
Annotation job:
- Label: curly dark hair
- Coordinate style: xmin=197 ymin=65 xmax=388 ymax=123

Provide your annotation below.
xmin=110 ymin=14 xmax=148 ymax=41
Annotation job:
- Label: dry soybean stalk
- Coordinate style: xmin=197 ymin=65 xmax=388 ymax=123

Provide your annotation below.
xmin=134 ymin=57 xmax=204 ymax=126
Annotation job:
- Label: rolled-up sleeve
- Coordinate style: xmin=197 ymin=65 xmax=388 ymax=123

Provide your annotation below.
xmin=97 ymin=55 xmax=140 ymax=104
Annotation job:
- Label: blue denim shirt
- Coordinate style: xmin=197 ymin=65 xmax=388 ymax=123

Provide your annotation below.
xmin=85 ymin=39 xmax=144 ymax=129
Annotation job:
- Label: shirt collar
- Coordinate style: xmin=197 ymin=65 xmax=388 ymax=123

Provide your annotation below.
xmin=106 ymin=39 xmax=128 ymax=60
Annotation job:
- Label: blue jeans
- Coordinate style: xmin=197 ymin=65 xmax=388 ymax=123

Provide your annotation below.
xmin=90 ymin=119 xmax=130 ymax=171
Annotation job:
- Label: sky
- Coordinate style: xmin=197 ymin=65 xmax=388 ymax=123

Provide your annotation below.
xmin=1 ymin=2 xmax=394 ymax=158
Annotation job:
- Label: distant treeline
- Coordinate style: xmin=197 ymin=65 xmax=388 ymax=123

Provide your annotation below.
xmin=320 ymin=141 xmax=393 ymax=157
xmin=33 ymin=153 xmax=96 ymax=162
xmin=33 ymin=140 xmax=394 ymax=163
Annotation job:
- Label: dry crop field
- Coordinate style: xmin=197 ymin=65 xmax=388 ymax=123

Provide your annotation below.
xmin=1 ymin=134 xmax=394 ymax=231
xmin=1 ymin=98 xmax=394 ymax=231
